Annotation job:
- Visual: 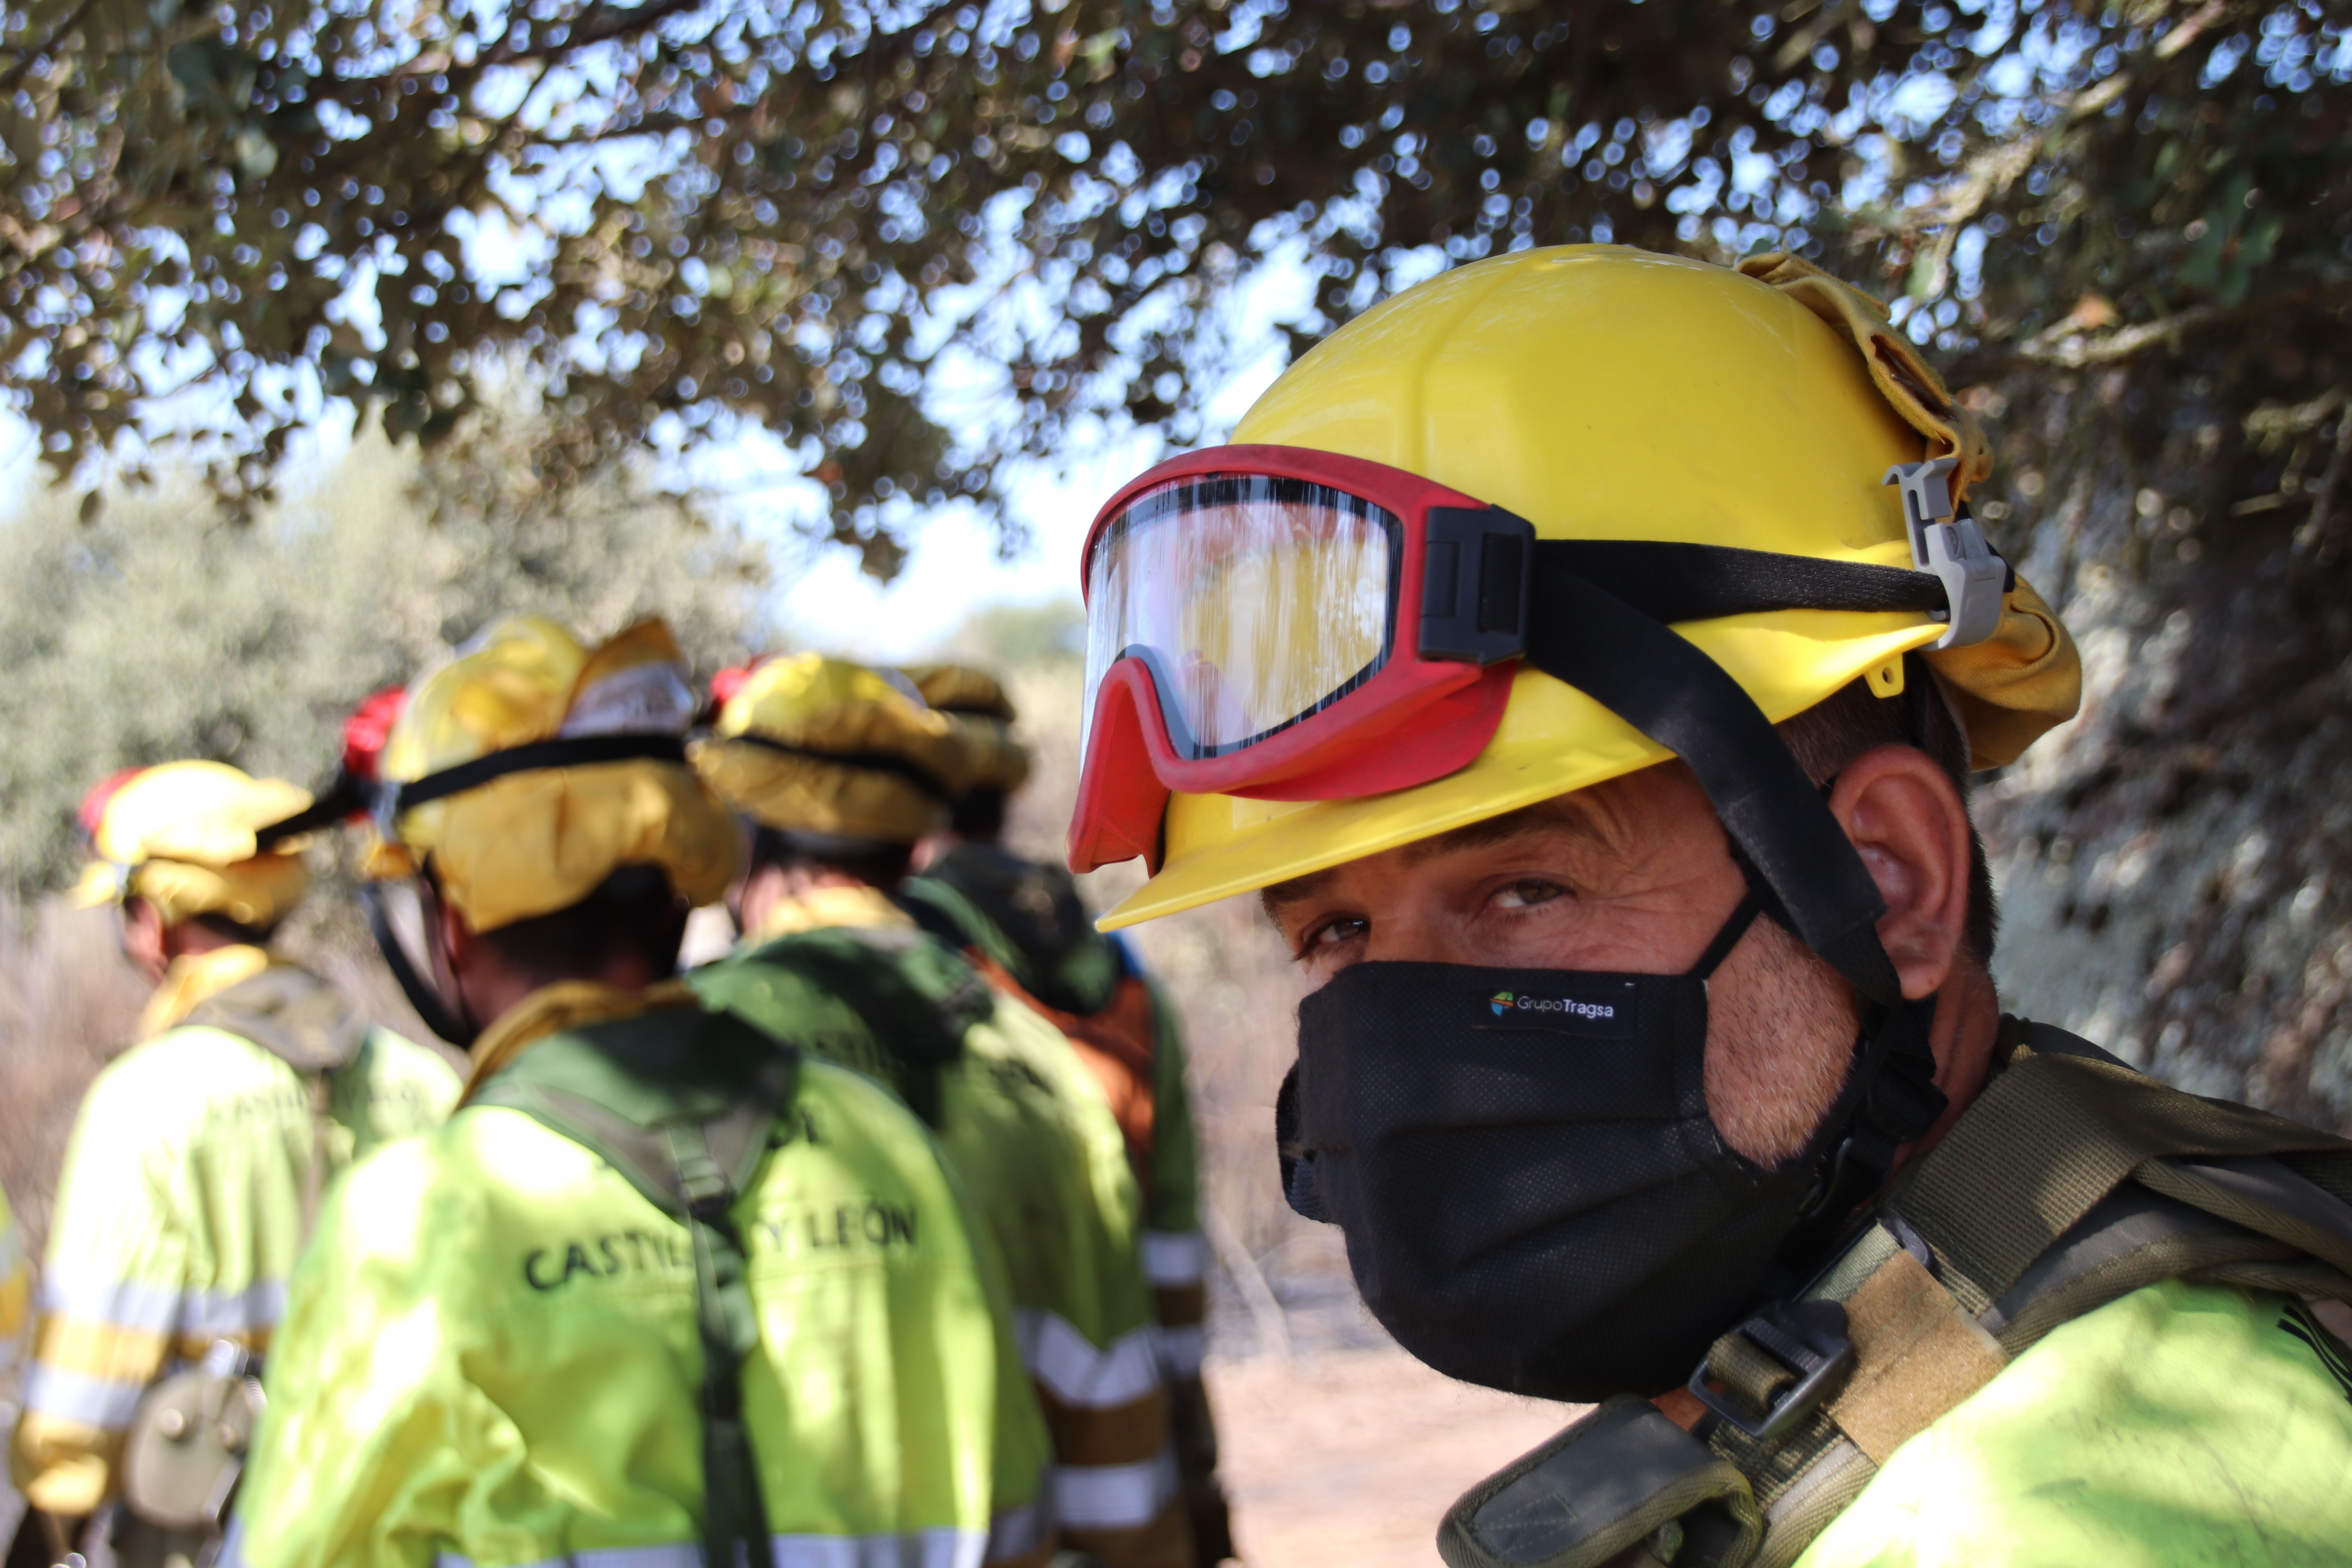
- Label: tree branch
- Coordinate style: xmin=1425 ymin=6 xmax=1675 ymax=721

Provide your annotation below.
xmin=1950 ymin=278 xmax=2352 ymax=379
xmin=0 ymin=0 xmax=96 ymax=97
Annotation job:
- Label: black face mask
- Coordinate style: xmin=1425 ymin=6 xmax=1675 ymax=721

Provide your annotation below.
xmin=1277 ymin=896 xmax=1941 ymax=1403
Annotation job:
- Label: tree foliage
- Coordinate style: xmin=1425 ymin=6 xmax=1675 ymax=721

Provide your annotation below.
xmin=8 ymin=0 xmax=2339 ymax=566
xmin=0 ymin=408 xmax=768 ymax=888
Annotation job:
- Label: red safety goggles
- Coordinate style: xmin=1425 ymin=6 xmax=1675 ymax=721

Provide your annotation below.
xmin=1070 ymin=444 xmax=1540 ymax=873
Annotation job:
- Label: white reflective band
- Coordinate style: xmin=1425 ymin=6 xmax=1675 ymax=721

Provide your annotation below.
xmin=771 ymin=1530 xmax=984 ymax=1568
xmin=36 ymin=1273 xmax=286 ymax=1338
xmin=1016 ymin=1312 xmax=1161 ymax=1409
xmin=1154 ymin=1323 xmax=1205 ymax=1379
xmin=984 ymin=1498 xmax=1049 ymax=1565
xmin=1139 ymin=1230 xmax=1206 ymax=1288
xmin=22 ymin=1363 xmax=147 ymax=1429
xmin=182 ymin=1279 xmax=289 ymax=1338
xmin=409 ymin=1535 xmax=984 ymax=1568
xmin=37 ymin=1273 xmax=179 ymax=1334
xmin=434 ymin=1550 xmax=696 ymax=1568
xmin=1054 ymin=1448 xmax=1179 ymax=1531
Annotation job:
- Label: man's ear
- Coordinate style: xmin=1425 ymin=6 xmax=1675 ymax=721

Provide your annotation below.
xmin=1826 ymin=744 xmax=1974 ymax=1002
xmin=434 ymin=889 xmax=476 ymax=965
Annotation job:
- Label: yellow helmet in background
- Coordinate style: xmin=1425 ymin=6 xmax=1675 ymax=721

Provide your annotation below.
xmin=71 ymin=761 xmax=313 ymax=929
xmin=374 ymin=615 xmax=739 ymax=933
xmin=1080 ymin=245 xmax=2082 ymax=929
xmin=695 ymin=653 xmax=973 ymax=846
xmin=902 ymin=663 xmax=1033 ymax=796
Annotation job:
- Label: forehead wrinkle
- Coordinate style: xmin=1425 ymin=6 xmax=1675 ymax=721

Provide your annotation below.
xmin=1397 ymin=797 xmax=1616 ymax=869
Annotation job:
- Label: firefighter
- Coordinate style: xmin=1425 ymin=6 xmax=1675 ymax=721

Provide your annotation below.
xmin=1064 ymin=246 xmax=2352 ymax=1566
xmin=11 ymin=761 xmax=458 ymax=1565
xmin=1 ymin=1181 xmax=27 ymax=1553
xmin=224 ymin=616 xmax=1052 ymax=1568
xmin=691 ymin=652 xmax=1192 ymax=1568
xmin=897 ymin=663 xmax=1230 ymax=1565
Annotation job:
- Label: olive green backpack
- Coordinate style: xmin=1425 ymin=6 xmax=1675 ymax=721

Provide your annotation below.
xmin=469 ymin=1004 xmax=799 ymax=1568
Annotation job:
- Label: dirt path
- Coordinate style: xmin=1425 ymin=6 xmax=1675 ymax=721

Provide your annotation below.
xmin=1208 ymin=1347 xmax=1577 ymax=1568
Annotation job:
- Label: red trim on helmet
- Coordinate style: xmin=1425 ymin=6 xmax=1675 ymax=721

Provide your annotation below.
xmin=1068 ymin=444 xmax=1526 ymax=874
xmin=77 ymin=767 xmax=147 ymax=843
xmin=341 ymin=686 xmax=410 ymax=785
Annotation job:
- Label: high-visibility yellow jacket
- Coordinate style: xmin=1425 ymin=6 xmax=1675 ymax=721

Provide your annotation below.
xmin=226 ymin=982 xmax=1054 ymax=1568
xmin=901 ymin=851 xmax=1222 ymax=1557
xmin=1 ymin=1181 xmax=26 ymax=1387
xmin=1795 ymin=1278 xmax=2352 ymax=1566
xmin=10 ymin=946 xmax=458 ymax=1517
xmin=695 ymin=887 xmax=1188 ymax=1568
xmin=901 ymin=850 xmax=1209 ymax=1369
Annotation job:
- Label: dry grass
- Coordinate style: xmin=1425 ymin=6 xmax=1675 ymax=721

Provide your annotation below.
xmin=0 ymin=900 xmax=150 ymax=1258
xmin=1210 ymin=1346 xmax=1574 ymax=1568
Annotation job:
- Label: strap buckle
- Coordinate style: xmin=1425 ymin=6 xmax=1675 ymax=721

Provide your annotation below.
xmin=1883 ymin=457 xmax=2008 ymax=651
xmin=1687 ymin=1298 xmax=1856 ymax=1441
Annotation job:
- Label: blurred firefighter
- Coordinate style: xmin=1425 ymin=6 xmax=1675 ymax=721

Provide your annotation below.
xmin=692 ymin=653 xmax=1192 ymax=1568
xmin=9 ymin=761 xmax=458 ymax=1566
xmin=1 ymin=1182 xmax=28 ymax=1553
xmin=225 ymin=617 xmax=1052 ymax=1568
xmin=897 ymin=664 xmax=1231 ymax=1566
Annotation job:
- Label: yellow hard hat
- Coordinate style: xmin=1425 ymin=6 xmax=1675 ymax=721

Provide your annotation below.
xmin=70 ymin=761 xmax=314 ymax=929
xmin=695 ymin=653 xmax=973 ymax=845
xmin=902 ymin=663 xmax=1032 ymax=795
xmin=1082 ymin=245 xmax=2081 ymax=930
xmin=374 ymin=615 xmax=740 ymax=933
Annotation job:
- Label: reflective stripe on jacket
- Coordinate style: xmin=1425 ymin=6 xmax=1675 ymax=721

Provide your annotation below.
xmin=225 ymin=1024 xmax=1053 ymax=1568
xmin=9 ymin=956 xmax=457 ymax=1517
xmin=695 ymin=890 xmax=1186 ymax=1568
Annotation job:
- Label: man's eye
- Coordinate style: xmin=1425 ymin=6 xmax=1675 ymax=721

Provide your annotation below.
xmin=1492 ymin=879 xmax=1566 ymax=910
xmin=1303 ymin=916 xmax=1369 ymax=951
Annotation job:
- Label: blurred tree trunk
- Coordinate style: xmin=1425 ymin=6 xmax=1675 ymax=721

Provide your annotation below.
xmin=1980 ymin=358 xmax=2352 ymax=1134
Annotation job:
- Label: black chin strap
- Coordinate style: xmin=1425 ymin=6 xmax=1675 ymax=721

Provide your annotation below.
xmin=1525 ymin=563 xmax=1904 ymax=1012
xmin=1519 ymin=561 xmax=1949 ymax=1232
xmin=360 ymin=880 xmax=480 ymax=1049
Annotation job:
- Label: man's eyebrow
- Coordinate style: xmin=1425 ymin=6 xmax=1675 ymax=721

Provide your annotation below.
xmin=1399 ymin=801 xmax=1609 ymax=866
xmin=1257 ymin=800 xmax=1614 ymax=921
xmin=1260 ymin=866 xmax=1342 ymax=917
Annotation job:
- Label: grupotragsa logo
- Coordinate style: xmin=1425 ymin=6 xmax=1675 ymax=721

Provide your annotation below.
xmin=1488 ymin=990 xmax=1618 ymax=1022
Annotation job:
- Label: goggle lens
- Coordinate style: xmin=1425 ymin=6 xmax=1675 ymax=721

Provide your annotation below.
xmin=1083 ymin=476 xmax=1401 ymax=760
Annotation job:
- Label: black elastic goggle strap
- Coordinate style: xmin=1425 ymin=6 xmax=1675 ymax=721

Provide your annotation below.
xmin=392 ymin=734 xmax=691 ymax=814
xmin=724 ymin=733 xmax=956 ymax=802
xmin=358 ymin=878 xmax=477 ymax=1049
xmin=1535 ymin=539 xmax=2013 ymax=626
xmin=252 ymin=771 xmax=375 ymax=849
xmin=1523 ymin=563 xmax=1904 ymax=1014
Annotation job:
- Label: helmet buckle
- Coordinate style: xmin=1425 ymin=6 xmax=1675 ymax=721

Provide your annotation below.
xmin=1884 ymin=457 xmax=2007 ymax=651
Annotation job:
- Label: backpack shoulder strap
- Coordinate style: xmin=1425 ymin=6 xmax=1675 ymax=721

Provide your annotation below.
xmin=712 ymin=925 xmax=991 ymax=1126
xmin=472 ymin=1005 xmax=794 ymax=1568
xmin=1885 ymin=1030 xmax=2352 ymax=1316
xmin=185 ymin=964 xmax=371 ymax=1244
xmin=906 ymin=846 xmax=1121 ymax=1015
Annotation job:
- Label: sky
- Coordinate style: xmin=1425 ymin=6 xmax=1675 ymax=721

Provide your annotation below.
xmin=0 ymin=230 xmax=1307 ymax=668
